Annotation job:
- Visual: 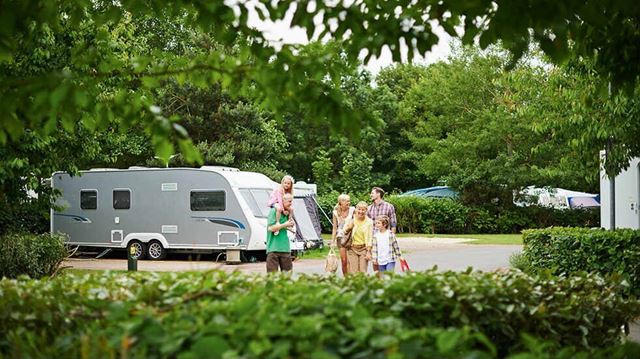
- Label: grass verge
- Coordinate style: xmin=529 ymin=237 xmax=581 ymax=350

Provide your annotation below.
xmin=397 ymin=233 xmax=522 ymax=245
xmin=298 ymin=245 xmax=330 ymax=259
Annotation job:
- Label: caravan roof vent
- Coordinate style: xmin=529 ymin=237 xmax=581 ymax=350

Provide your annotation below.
xmin=128 ymin=166 xmax=148 ymax=170
xmin=200 ymin=166 xmax=240 ymax=172
xmin=89 ymin=168 xmax=118 ymax=171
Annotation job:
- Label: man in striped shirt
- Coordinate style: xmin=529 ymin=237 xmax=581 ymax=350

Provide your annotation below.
xmin=367 ymin=187 xmax=397 ymax=272
xmin=367 ymin=187 xmax=397 ymax=234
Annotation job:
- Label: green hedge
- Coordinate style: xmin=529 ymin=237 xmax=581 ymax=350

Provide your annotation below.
xmin=0 ymin=201 xmax=50 ymax=236
xmin=1 ymin=270 xmax=638 ymax=358
xmin=391 ymin=195 xmax=471 ymax=233
xmin=493 ymin=206 xmax=600 ymax=233
xmin=521 ymin=227 xmax=640 ymax=296
xmin=316 ymin=194 xmax=599 ymax=234
xmin=0 ymin=233 xmax=68 ymax=279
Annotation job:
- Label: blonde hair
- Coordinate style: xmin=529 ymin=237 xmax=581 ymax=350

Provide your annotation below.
xmin=281 ymin=175 xmax=294 ymax=195
xmin=376 ymin=215 xmax=390 ymax=229
xmin=333 ymin=194 xmax=351 ymax=212
xmin=355 ymin=201 xmax=368 ymax=209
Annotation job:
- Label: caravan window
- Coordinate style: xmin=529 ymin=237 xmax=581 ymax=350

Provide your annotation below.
xmin=113 ymin=189 xmax=131 ymax=210
xmin=191 ymin=191 xmax=225 ymax=211
xmin=80 ymin=190 xmax=97 ymax=210
xmin=239 ymin=189 xmax=272 ymax=217
xmin=239 ymin=189 xmax=262 ymax=217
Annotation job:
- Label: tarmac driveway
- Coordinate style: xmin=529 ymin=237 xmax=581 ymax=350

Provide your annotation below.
xmin=63 ymin=237 xmax=522 ymax=275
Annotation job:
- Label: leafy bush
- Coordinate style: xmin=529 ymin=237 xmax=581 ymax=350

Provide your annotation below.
xmin=466 ymin=207 xmax=498 ymax=234
xmin=0 ymin=233 xmax=68 ymax=279
xmin=416 ymin=198 xmax=469 ymax=233
xmin=388 ymin=195 xmax=429 ymax=233
xmin=521 ymin=227 xmax=640 ymax=295
xmin=319 ymin=194 xmax=474 ymax=234
xmin=495 ymin=206 xmax=599 ymax=233
xmin=0 ymin=200 xmax=50 ymax=236
xmin=509 ymin=252 xmax=531 ymax=272
xmin=1 ymin=270 xmax=638 ymax=358
xmin=316 ymin=193 xmax=599 ymax=234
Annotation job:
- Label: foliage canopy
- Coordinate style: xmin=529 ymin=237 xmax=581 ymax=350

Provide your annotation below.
xmin=2 ymin=1 xmax=639 ymax=230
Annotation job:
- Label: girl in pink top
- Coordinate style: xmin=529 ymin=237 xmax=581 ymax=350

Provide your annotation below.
xmin=268 ymin=175 xmax=294 ymax=235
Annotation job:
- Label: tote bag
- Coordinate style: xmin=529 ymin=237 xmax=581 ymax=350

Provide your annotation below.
xmin=325 ymin=247 xmax=339 ymax=273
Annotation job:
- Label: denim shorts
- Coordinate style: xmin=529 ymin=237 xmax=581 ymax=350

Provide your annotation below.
xmin=378 ymin=262 xmax=396 ymax=272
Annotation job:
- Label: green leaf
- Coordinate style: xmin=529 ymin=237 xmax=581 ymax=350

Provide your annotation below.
xmin=50 ymin=83 xmax=69 ymax=108
xmin=178 ymin=139 xmax=203 ymax=164
xmin=188 ymin=335 xmax=230 ymax=358
xmin=60 ymin=115 xmax=76 ymax=133
xmin=74 ymin=88 xmax=89 ymax=107
xmin=142 ymin=76 xmax=161 ymax=88
xmin=153 ymin=137 xmax=174 ymax=161
xmin=479 ymin=30 xmax=494 ymax=49
xmin=5 ymin=114 xmax=24 ymax=141
xmin=436 ymin=330 xmax=463 ymax=353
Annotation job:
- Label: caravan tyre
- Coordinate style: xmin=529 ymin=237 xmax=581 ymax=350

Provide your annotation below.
xmin=127 ymin=240 xmax=147 ymax=260
xmin=147 ymin=240 xmax=166 ymax=260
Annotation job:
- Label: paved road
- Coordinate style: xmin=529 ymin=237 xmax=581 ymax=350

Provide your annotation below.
xmin=63 ymin=238 xmax=521 ymax=275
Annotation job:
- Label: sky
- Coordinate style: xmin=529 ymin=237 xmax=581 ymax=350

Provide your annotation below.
xmin=245 ymin=3 xmax=454 ymax=76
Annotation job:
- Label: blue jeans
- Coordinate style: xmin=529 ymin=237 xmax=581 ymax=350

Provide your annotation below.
xmin=378 ymin=262 xmax=395 ymax=272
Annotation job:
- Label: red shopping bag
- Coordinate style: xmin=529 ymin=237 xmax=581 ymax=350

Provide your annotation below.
xmin=399 ymin=257 xmax=411 ymax=272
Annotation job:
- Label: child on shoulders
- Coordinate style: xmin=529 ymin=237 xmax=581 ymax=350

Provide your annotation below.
xmin=267 ymin=175 xmax=295 ymax=235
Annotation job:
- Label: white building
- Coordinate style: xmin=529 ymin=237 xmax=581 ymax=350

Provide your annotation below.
xmin=600 ymin=154 xmax=640 ymax=229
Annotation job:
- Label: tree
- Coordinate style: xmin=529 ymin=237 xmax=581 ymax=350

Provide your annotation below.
xmin=338 ymin=150 xmax=375 ymax=195
xmin=275 ymin=66 xmax=392 ymax=192
xmin=157 ymin=83 xmax=288 ymax=180
xmin=372 ymin=64 xmax=431 ymax=191
xmin=311 ymin=150 xmax=333 ymax=194
xmin=402 ymin=48 xmax=595 ymax=207
xmin=1 ymin=3 xmax=381 ymax=220
xmin=0 ymin=1 xmax=373 ymax=157
xmin=541 ymin=61 xmax=640 ymax=177
xmin=0 ymin=14 xmax=156 ymax=233
xmin=2 ymin=0 xmax=639 ymax=191
xmin=274 ymin=0 xmax=640 ymax=174
xmin=270 ymin=0 xmax=639 ymax=92
xmin=2 ymin=0 xmax=639 ymax=226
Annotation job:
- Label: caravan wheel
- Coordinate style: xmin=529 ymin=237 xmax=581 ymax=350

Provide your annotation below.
xmin=147 ymin=240 xmax=166 ymax=260
xmin=127 ymin=240 xmax=146 ymax=260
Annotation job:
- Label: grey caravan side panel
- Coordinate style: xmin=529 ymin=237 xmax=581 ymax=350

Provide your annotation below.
xmin=52 ymin=169 xmax=252 ymax=250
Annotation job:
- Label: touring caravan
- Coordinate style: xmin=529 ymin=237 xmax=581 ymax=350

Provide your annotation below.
xmin=51 ymin=166 xmax=321 ymax=259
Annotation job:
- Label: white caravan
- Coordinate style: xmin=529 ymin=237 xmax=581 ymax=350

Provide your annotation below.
xmin=51 ymin=166 xmax=314 ymax=259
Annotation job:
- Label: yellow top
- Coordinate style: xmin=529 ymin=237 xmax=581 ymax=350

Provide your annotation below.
xmin=349 ymin=216 xmax=373 ymax=247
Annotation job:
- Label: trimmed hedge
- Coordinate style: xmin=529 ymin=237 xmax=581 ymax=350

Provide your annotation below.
xmin=521 ymin=227 xmax=640 ymax=296
xmin=316 ymin=194 xmax=599 ymax=234
xmin=0 ymin=233 xmax=68 ymax=279
xmin=493 ymin=205 xmax=600 ymax=233
xmin=1 ymin=270 xmax=638 ymax=358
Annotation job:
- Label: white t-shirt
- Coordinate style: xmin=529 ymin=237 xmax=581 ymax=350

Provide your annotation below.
xmin=375 ymin=230 xmax=391 ymax=265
